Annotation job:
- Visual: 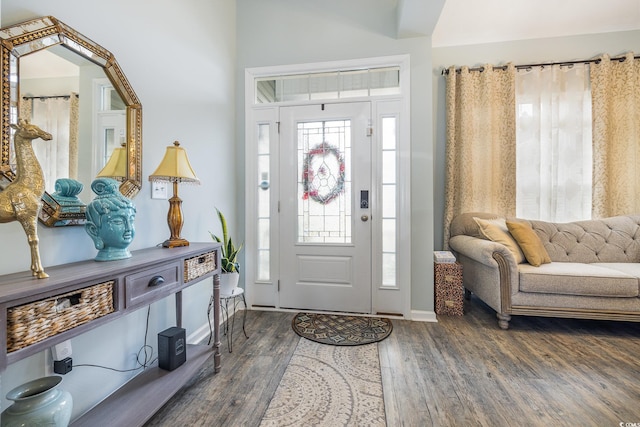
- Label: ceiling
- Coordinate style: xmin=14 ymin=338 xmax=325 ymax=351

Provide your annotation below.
xmin=397 ymin=0 xmax=640 ymax=47
xmin=21 ymin=49 xmax=79 ymax=79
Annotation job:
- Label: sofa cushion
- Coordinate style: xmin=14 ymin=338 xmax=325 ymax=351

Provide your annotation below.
xmin=474 ymin=217 xmax=525 ymax=264
xmin=519 ymin=263 xmax=639 ymax=297
xmin=592 ymin=263 xmax=640 ymax=281
xmin=507 ymin=220 xmax=551 ymax=266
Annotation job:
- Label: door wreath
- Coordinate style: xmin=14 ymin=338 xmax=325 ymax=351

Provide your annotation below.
xmin=301 ymin=142 xmax=346 ymax=205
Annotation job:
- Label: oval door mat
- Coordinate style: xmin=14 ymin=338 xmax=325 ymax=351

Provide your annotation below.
xmin=292 ymin=312 xmax=393 ymax=346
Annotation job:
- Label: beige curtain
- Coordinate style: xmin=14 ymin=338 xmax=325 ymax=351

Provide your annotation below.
xmin=443 ymin=64 xmax=516 ymax=249
xmin=515 ymin=64 xmax=592 ymax=223
xmin=27 ymin=94 xmax=80 ymax=193
xmin=68 ymin=93 xmax=80 ymax=180
xmin=591 ymin=53 xmax=640 ymax=218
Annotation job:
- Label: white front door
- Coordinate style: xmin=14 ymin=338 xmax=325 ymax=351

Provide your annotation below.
xmin=279 ymin=102 xmax=372 ymax=313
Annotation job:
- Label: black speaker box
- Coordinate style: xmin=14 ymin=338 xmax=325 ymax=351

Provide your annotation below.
xmin=158 ymin=327 xmax=186 ymax=371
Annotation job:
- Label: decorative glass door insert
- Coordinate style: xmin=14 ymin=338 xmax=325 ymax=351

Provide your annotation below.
xmin=298 ymin=120 xmax=351 ymax=244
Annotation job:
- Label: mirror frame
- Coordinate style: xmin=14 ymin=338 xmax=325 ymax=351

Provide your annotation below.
xmin=0 ymin=16 xmax=142 ymax=226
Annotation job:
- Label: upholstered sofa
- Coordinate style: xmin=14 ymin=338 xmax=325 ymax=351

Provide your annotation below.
xmin=448 ymin=212 xmax=640 ymax=329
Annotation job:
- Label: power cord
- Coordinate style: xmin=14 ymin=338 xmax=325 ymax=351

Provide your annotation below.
xmin=74 ymin=305 xmax=157 ymax=372
xmin=207 ymin=293 xmax=214 ymax=345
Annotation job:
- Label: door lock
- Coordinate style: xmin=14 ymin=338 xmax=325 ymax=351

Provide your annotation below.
xmin=361 ymin=215 xmax=369 ymax=222
xmin=360 ymin=190 xmax=369 ymax=209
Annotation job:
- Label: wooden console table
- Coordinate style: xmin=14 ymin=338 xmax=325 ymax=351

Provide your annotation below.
xmin=0 ymin=242 xmax=221 ymax=426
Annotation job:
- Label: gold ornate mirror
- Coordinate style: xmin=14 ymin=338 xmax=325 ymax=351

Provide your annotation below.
xmin=0 ymin=16 xmax=142 ymax=226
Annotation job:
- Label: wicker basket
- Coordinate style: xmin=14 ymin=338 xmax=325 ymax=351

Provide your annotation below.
xmin=184 ymin=251 xmax=216 ymax=282
xmin=7 ymin=281 xmax=115 ymax=353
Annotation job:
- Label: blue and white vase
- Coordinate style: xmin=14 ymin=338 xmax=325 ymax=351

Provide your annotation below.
xmin=1 ymin=376 xmax=73 ymax=427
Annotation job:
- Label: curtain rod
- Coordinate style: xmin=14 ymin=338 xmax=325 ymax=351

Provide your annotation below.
xmin=441 ymin=54 xmax=640 ymax=75
xmin=22 ymin=94 xmax=79 ymax=100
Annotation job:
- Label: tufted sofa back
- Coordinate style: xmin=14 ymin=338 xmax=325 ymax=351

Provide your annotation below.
xmin=450 ymin=213 xmax=640 ymax=263
xmin=524 ymin=215 xmax=640 ymax=263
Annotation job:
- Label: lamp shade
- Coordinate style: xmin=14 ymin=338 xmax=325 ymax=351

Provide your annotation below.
xmin=148 ymin=141 xmax=200 ymax=184
xmin=97 ymin=146 xmax=127 ymax=180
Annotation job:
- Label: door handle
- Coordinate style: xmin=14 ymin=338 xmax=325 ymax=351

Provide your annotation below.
xmin=361 ymin=215 xmax=369 ymax=222
xmin=148 ymin=276 xmax=165 ymax=287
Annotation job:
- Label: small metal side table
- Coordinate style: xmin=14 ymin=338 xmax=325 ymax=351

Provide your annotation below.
xmin=220 ymin=287 xmax=249 ymax=352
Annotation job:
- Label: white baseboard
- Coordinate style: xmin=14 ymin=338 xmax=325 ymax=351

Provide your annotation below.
xmin=188 ymin=302 xmax=245 ymax=344
xmin=189 ymin=307 xmax=436 ymax=341
xmin=410 ymin=310 xmax=438 ymax=322
xmin=187 ymin=322 xmax=214 ymax=345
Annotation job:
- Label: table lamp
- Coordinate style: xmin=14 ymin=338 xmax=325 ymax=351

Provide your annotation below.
xmin=97 ymin=144 xmax=127 ymax=181
xmin=149 ymin=141 xmax=200 ymax=248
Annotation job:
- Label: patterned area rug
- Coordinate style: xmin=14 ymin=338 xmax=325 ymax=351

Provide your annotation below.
xmin=291 ymin=312 xmax=393 ymax=346
xmin=260 ymin=338 xmax=386 ymax=426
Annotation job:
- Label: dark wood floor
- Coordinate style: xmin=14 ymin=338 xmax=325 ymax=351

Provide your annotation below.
xmin=145 ymin=297 xmax=640 ymax=426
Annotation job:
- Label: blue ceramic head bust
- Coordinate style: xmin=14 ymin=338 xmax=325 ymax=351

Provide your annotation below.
xmin=85 ymin=178 xmax=136 ymax=261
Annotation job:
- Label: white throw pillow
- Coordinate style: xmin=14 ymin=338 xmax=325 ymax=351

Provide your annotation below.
xmin=473 ymin=217 xmax=525 ymax=264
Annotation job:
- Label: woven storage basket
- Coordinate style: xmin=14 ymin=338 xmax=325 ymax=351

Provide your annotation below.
xmin=7 ymin=281 xmax=115 ymax=353
xmin=184 ymin=251 xmax=216 ymax=282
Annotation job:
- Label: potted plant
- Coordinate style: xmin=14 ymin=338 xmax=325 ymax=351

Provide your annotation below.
xmin=210 ymin=208 xmax=243 ymax=295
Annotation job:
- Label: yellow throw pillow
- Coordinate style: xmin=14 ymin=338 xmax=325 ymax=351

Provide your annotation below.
xmin=473 ymin=217 xmax=525 ymax=264
xmin=505 ymin=220 xmax=551 ymax=267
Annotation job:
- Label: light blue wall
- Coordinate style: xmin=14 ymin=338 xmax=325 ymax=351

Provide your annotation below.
xmin=236 ymin=0 xmax=436 ymax=314
xmin=0 ymin=0 xmax=236 ymax=419
xmin=432 ymin=30 xmax=640 ymax=250
xmin=4 ymin=0 xmax=636 ymax=420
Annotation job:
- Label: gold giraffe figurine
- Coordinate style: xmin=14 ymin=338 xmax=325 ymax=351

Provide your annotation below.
xmin=0 ymin=119 xmax=52 ymax=278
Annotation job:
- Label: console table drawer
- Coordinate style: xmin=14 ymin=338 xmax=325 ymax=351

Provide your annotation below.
xmin=125 ymin=263 xmax=180 ymax=308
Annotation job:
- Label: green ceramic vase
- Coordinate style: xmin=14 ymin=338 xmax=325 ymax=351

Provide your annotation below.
xmin=1 ymin=376 xmax=73 ymax=427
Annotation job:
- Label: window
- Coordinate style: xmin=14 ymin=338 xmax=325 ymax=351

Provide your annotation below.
xmin=257 ymin=123 xmax=271 ymax=281
xmin=381 ymin=116 xmax=397 ymax=287
xmin=255 ymin=67 xmax=400 ymax=104
xmin=515 ymin=63 xmax=592 ymax=222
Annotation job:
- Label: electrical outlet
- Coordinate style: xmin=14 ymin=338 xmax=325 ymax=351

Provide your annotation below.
xmin=52 ymin=340 xmax=72 ymax=361
xmin=151 ymin=182 xmax=168 ymax=199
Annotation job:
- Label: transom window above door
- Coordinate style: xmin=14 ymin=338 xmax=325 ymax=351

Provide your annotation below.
xmin=255 ymin=66 xmax=400 ymax=103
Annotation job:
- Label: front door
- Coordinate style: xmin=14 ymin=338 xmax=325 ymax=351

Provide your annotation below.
xmin=279 ymin=102 xmax=372 ymax=313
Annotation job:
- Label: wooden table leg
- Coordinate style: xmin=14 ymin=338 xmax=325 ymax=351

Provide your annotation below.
xmin=213 ymin=273 xmax=221 ymax=373
xmin=175 ymin=290 xmax=182 ymax=328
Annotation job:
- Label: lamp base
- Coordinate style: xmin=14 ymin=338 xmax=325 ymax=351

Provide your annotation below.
xmin=162 ymin=238 xmax=190 ymax=248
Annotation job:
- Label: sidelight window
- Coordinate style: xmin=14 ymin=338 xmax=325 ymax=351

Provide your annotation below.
xmin=257 ymin=123 xmax=271 ymax=281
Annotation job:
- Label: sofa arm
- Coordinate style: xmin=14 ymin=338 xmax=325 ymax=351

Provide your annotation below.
xmin=449 ymin=235 xmax=515 ymax=268
xmin=449 ymin=235 xmax=520 ymax=322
